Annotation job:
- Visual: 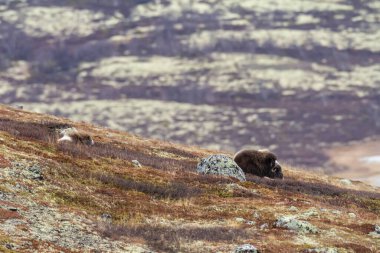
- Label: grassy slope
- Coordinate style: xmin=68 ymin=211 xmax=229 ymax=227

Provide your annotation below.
xmin=0 ymin=104 xmax=379 ymax=252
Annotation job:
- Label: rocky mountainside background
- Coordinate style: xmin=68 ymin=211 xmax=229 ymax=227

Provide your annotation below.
xmin=0 ymin=105 xmax=379 ymax=252
xmin=0 ymin=0 xmax=380 ymax=181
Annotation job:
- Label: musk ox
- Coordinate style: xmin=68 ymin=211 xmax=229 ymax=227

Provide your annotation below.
xmin=58 ymin=127 xmax=94 ymax=145
xmin=233 ymin=149 xmax=283 ymax=179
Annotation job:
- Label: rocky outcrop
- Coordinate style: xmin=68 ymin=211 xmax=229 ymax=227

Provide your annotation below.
xmin=196 ymin=154 xmax=246 ymax=181
xmin=234 ymin=244 xmax=259 ymax=253
xmin=274 ymin=216 xmax=318 ymax=234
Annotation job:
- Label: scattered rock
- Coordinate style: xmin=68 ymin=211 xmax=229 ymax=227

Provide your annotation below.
xmin=289 ymin=206 xmax=299 ymax=212
xmin=305 ymin=247 xmax=338 ymax=253
xmin=25 ymin=164 xmax=43 ymax=180
xmin=225 ymin=183 xmax=258 ymax=195
xmin=235 ymin=217 xmax=245 ymax=223
xmin=5 ymin=243 xmax=16 ymax=250
xmin=246 ymin=221 xmax=256 ymax=225
xmin=234 ymin=244 xmax=259 ymax=253
xmin=369 ymin=224 xmax=380 ymax=238
xmin=260 ymin=223 xmax=268 ymax=230
xmin=301 ymin=208 xmax=319 ymax=218
xmin=348 ymin=213 xmax=356 ymax=219
xmin=339 ymin=179 xmax=352 ymax=185
xmin=331 ymin=210 xmax=341 ymax=216
xmin=275 ymin=216 xmax=318 ymax=234
xmin=9 ymin=207 xmax=18 ymax=212
xmin=132 ymin=160 xmax=142 ymax=168
xmin=252 ymin=211 xmax=260 ymax=219
xmin=101 ymin=213 xmax=112 ymax=223
xmin=196 ymin=154 xmax=246 ymax=181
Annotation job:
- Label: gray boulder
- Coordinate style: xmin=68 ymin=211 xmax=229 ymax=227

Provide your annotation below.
xmin=234 ymin=244 xmax=259 ymax=253
xmin=132 ymin=160 xmax=142 ymax=168
xmin=274 ymin=215 xmax=318 ymax=234
xmin=369 ymin=224 xmax=380 ymax=238
xmin=197 ymin=154 xmax=246 ymax=181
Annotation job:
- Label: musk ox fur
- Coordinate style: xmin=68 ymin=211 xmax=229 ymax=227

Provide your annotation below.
xmin=233 ymin=149 xmax=283 ymax=179
xmin=58 ymin=127 xmax=94 ymax=145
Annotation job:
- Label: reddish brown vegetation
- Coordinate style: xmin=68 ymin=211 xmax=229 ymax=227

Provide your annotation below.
xmin=0 ymin=118 xmax=69 ymax=143
xmin=0 ymin=154 xmax=10 ymax=168
xmin=102 ymin=223 xmax=252 ymax=253
xmin=0 ymin=209 xmax=21 ymax=220
xmin=247 ymin=175 xmax=380 ymax=213
xmin=94 ymin=172 xmax=202 ymax=200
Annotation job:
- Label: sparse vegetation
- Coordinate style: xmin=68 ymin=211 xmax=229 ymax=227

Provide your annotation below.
xmin=0 ymin=105 xmax=379 ymax=252
xmin=248 ymin=175 xmax=380 ymax=214
xmin=102 ymin=223 xmax=252 ymax=253
xmin=94 ymin=172 xmax=202 ymax=200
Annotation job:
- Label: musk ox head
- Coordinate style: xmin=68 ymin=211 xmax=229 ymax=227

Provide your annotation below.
xmin=233 ymin=149 xmax=283 ymax=179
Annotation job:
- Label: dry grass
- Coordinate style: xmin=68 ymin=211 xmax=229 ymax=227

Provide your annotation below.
xmin=0 ymin=105 xmax=379 ymax=252
xmin=0 ymin=118 xmax=70 ymax=143
xmin=94 ymin=172 xmax=202 ymax=200
xmin=247 ymin=175 xmax=380 ymax=214
xmin=102 ymin=223 xmax=252 ymax=253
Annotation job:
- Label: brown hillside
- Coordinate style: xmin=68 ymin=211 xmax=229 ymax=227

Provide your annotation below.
xmin=0 ymin=104 xmax=378 ymax=252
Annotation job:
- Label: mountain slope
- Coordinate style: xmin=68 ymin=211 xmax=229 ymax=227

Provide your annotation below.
xmin=1 ymin=0 xmax=380 ymax=174
xmin=0 ymin=104 xmax=379 ymax=252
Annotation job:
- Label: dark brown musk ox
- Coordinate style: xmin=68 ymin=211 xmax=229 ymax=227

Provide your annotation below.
xmin=233 ymin=149 xmax=283 ymax=179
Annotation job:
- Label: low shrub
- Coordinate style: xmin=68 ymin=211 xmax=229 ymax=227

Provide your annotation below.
xmin=94 ymin=173 xmax=202 ymax=200
xmin=102 ymin=223 xmax=250 ymax=252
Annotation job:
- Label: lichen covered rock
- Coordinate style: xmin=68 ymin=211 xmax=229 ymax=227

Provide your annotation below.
xmin=275 ymin=215 xmax=318 ymax=234
xmin=369 ymin=224 xmax=380 ymax=238
xmin=196 ymin=154 xmax=246 ymax=181
xmin=132 ymin=160 xmax=142 ymax=168
xmin=234 ymin=244 xmax=259 ymax=253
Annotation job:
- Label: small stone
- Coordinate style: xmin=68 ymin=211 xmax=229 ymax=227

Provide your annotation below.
xmin=252 ymin=211 xmax=260 ymax=219
xmin=5 ymin=243 xmax=14 ymax=250
xmin=234 ymin=244 xmax=259 ymax=253
xmin=289 ymin=206 xmax=299 ymax=212
xmin=260 ymin=223 xmax=268 ymax=230
xmin=306 ymin=247 xmax=338 ymax=253
xmin=26 ymin=164 xmax=43 ymax=180
xmin=301 ymin=208 xmax=319 ymax=218
xmin=331 ymin=210 xmax=341 ymax=216
xmin=9 ymin=207 xmax=18 ymax=212
xmin=226 ymin=183 xmax=258 ymax=195
xmin=348 ymin=213 xmax=356 ymax=219
xmin=101 ymin=213 xmax=112 ymax=219
xmin=339 ymin=179 xmax=352 ymax=185
xmin=132 ymin=160 xmax=142 ymax=168
xmin=235 ymin=217 xmax=245 ymax=223
xmin=246 ymin=220 xmax=256 ymax=225
xmin=369 ymin=224 xmax=380 ymax=237
xmin=101 ymin=213 xmax=112 ymax=222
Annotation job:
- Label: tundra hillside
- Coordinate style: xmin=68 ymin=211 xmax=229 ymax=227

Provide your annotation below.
xmin=1 ymin=0 xmax=380 ymax=175
xmin=0 ymin=105 xmax=379 ymax=252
